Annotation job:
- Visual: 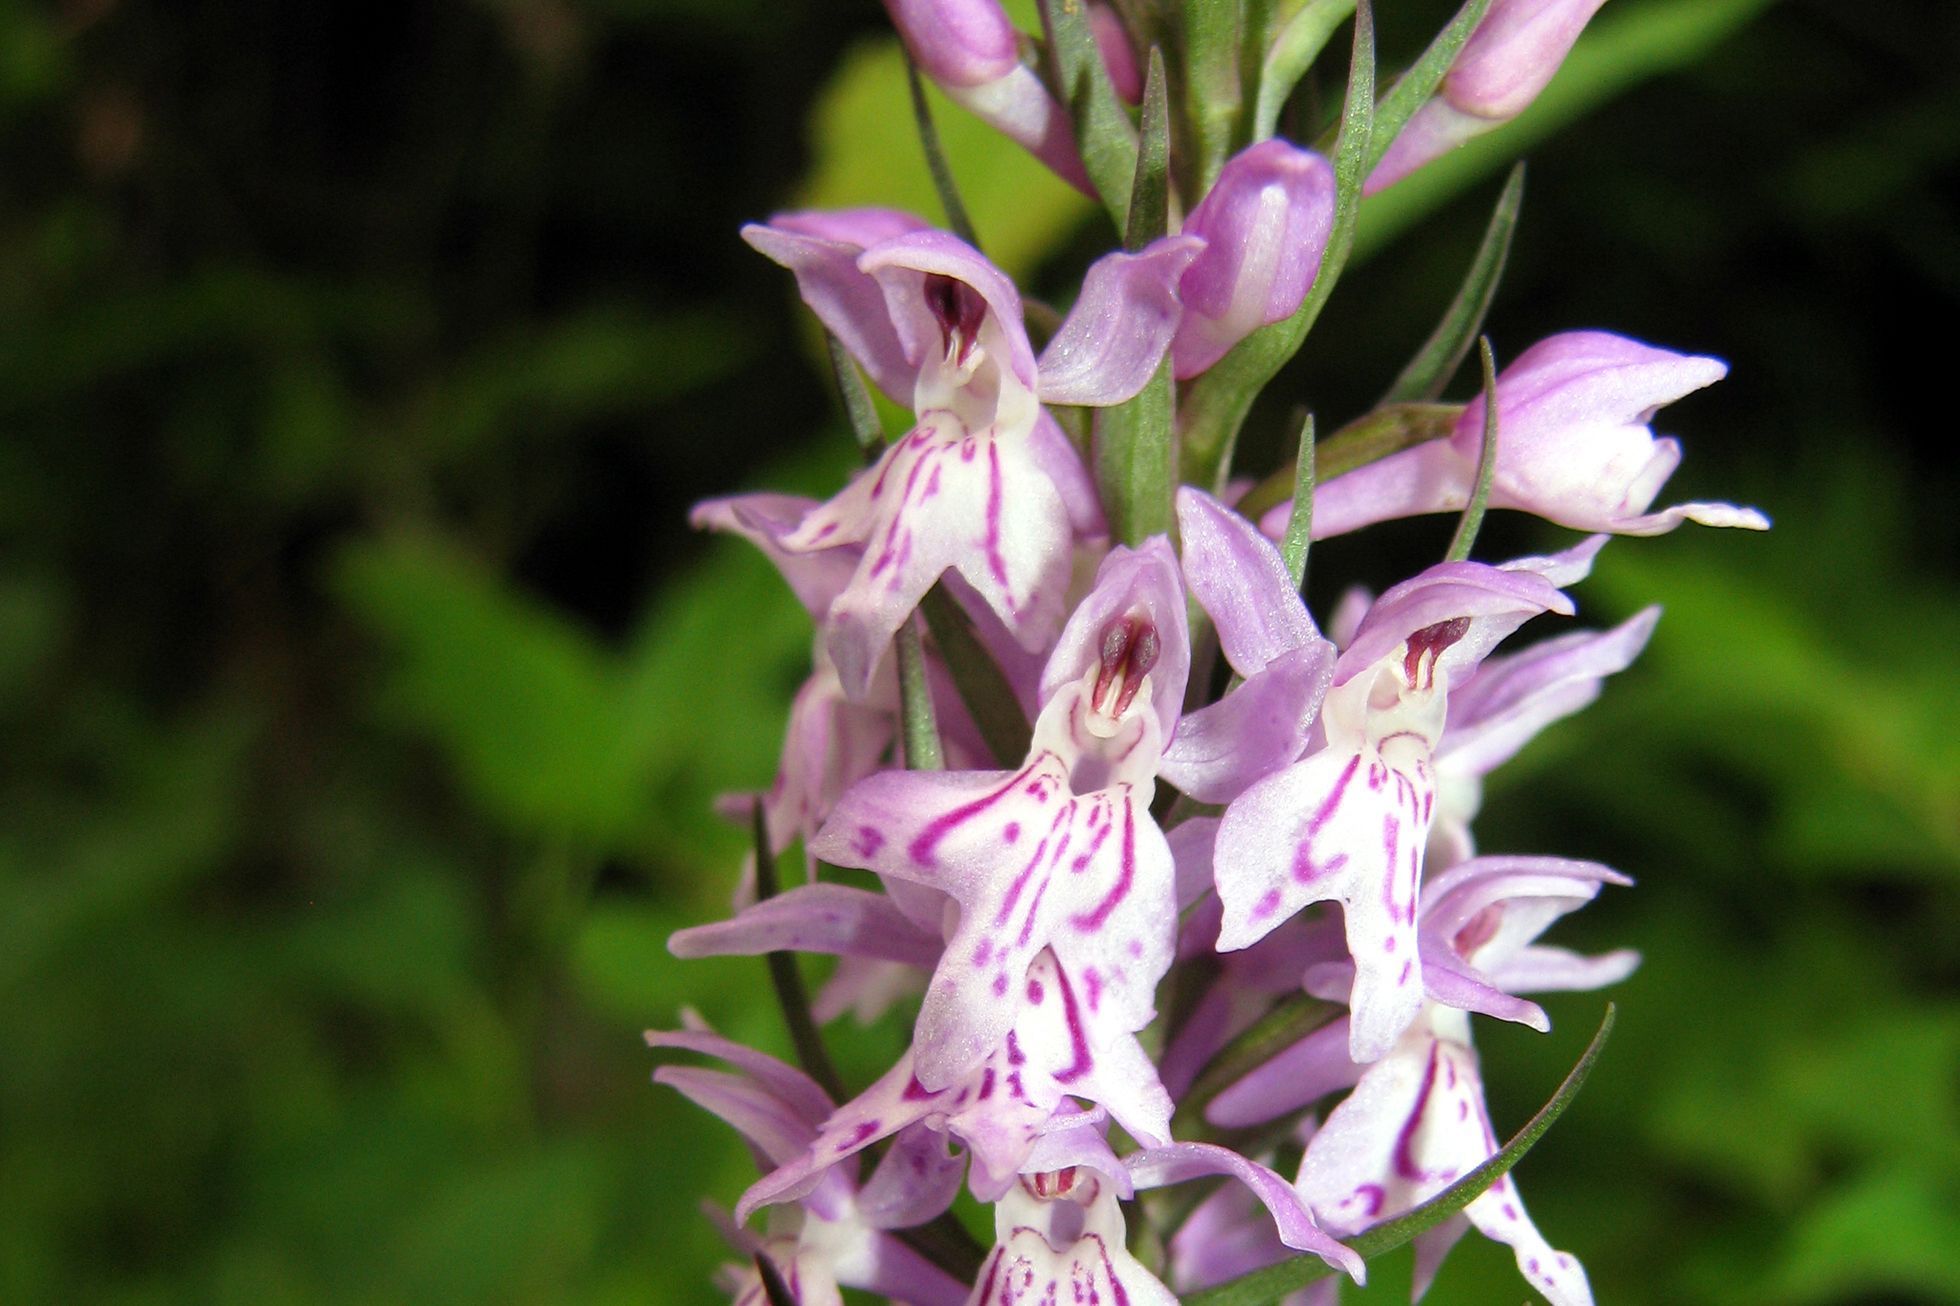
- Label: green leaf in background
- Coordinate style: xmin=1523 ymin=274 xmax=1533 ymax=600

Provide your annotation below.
xmin=1380 ymin=160 xmax=1524 ymax=405
xmin=1352 ymin=0 xmax=1780 ymax=260
xmin=799 ymin=38 xmax=1094 ymax=281
xmin=333 ymin=535 xmax=645 ymax=843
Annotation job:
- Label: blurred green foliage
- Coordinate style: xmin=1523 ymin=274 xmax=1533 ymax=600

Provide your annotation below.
xmin=1 ymin=0 xmax=1955 ymax=1303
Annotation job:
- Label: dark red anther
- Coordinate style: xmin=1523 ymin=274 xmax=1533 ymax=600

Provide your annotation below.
xmin=1092 ymin=615 xmax=1161 ymax=720
xmin=1402 ymin=616 xmax=1471 ymax=689
xmin=922 ymin=273 xmax=988 ymax=367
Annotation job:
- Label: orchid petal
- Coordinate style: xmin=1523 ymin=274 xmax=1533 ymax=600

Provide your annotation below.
xmin=1440 ymin=606 xmax=1659 ymax=779
xmin=1162 ymin=645 xmax=1332 ymax=802
xmin=655 ymin=1066 xmax=819 ymax=1171
xmin=1129 ymin=1142 xmax=1365 ymax=1281
xmin=788 ymin=413 xmax=1074 ymax=697
xmin=856 ymin=1124 xmax=966 ymax=1230
xmin=1337 ymin=561 xmax=1571 ymax=689
xmin=812 ymin=760 xmax=1176 ymax=1093
xmin=859 ymin=230 xmax=1038 ymax=399
xmin=1205 ymin=1017 xmax=1364 ymax=1129
xmin=1214 ymin=746 xmax=1431 ymax=1061
xmin=1037 ymin=538 xmax=1191 ymax=738
xmin=1176 ymin=486 xmax=1324 ymax=673
xmin=1035 ymin=235 xmax=1204 ymax=408
xmin=1485 ymin=944 xmax=1641 ymax=996
xmin=668 ymin=884 xmax=944 ymax=968
xmin=646 ymin=1026 xmax=834 ymax=1129
xmin=742 ymin=215 xmax=924 ymax=402
xmin=691 ymin=493 xmax=860 ymax=619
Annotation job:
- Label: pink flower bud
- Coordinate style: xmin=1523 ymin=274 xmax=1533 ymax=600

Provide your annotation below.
xmin=1089 ymin=2 xmax=1143 ymax=105
xmin=1366 ymin=0 xmax=1608 ymax=194
xmin=882 ymin=0 xmax=1021 ymax=88
xmin=1171 ymin=140 xmax=1336 ymax=379
xmin=1447 ymin=0 xmax=1609 ymax=120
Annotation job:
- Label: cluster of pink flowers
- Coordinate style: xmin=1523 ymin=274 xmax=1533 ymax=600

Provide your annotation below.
xmin=652 ymin=2 xmax=1765 ymax=1302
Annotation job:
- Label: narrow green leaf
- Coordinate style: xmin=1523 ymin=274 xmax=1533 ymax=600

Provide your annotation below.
xmin=1381 ymin=161 xmax=1524 ymax=405
xmin=753 ymin=1253 xmax=798 ymax=1306
xmin=1181 ymin=0 xmax=1246 ymax=190
xmin=1178 ymin=0 xmax=1374 ymax=488
xmin=1125 ymin=48 xmax=1172 ymax=251
xmin=826 ymin=332 xmax=887 ymax=451
xmin=1252 ymin=0 xmax=1356 ymax=141
xmin=919 ymin=585 xmax=1033 ymax=766
xmin=1359 ymin=0 xmax=1491 ymax=174
xmin=1234 ymin=401 xmax=1458 ymax=521
xmin=1278 ymin=409 xmax=1315 ymax=589
xmin=1096 ymin=358 xmax=1176 ymax=546
xmin=750 ymin=801 xmax=848 ymax=1103
xmin=1041 ymin=0 xmax=1141 ymax=229
xmin=904 ymin=57 xmax=983 ymax=250
xmin=1443 ymin=336 xmax=1500 ymax=562
xmin=1185 ymin=1003 xmax=1618 ymax=1305
xmin=895 ymin=616 xmax=945 ymax=771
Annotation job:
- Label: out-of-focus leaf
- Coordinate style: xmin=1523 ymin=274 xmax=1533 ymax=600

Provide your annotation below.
xmin=333 ymin=535 xmax=643 ymax=841
xmin=798 ymin=38 xmax=1094 ymax=281
xmin=423 ymin=306 xmax=747 ymax=459
xmin=1772 ymin=1171 xmax=1960 ymax=1303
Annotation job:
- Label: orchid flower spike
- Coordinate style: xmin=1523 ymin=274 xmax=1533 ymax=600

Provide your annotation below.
xmin=1367 ymin=0 xmax=1611 ymax=194
xmin=1268 ymin=331 xmax=1769 ymax=540
xmin=743 ymin=210 xmax=1201 ymax=697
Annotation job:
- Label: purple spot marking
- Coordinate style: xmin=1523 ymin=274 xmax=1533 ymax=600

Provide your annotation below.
xmin=1355 ymin=1183 xmax=1386 ymax=1217
xmin=1003 ymin=821 xmax=1020 ymax=843
xmin=977 ymin=1067 xmax=995 ymax=1100
xmin=1083 ymin=967 xmax=1102 ymax=1012
xmin=1026 ymin=977 xmax=1044 ymax=1004
xmin=1127 ymin=938 xmax=1143 ymax=958
xmin=902 ymin=1074 xmax=936 ymax=1101
xmin=1384 ymin=935 xmax=1397 ymax=953
xmin=992 ymin=972 xmax=1009 ymax=996
xmin=1253 ymin=888 xmax=1283 ymax=919
xmin=852 ymin=825 xmax=885 ymax=859
xmin=1504 ymin=1203 xmax=1520 ymax=1221
xmin=842 ymin=1119 xmax=879 ymax=1148
xmin=1399 ymin=959 xmax=1413 ymax=984
xmin=1005 ymin=1031 xmax=1025 ymax=1066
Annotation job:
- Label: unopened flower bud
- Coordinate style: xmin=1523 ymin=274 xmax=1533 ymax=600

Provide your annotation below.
xmin=1367 ymin=0 xmax=1609 ymax=194
xmin=1088 ymin=2 xmax=1143 ymax=104
xmin=1172 ymin=140 xmax=1336 ymax=378
xmin=882 ymin=0 xmax=1020 ymax=88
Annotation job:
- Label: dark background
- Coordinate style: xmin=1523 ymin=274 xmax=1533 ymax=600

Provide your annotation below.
xmin=2 ymin=0 xmax=1956 ymax=1301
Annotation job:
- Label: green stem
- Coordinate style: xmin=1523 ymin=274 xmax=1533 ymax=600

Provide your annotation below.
xmin=1442 ymin=336 xmax=1499 ymax=562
